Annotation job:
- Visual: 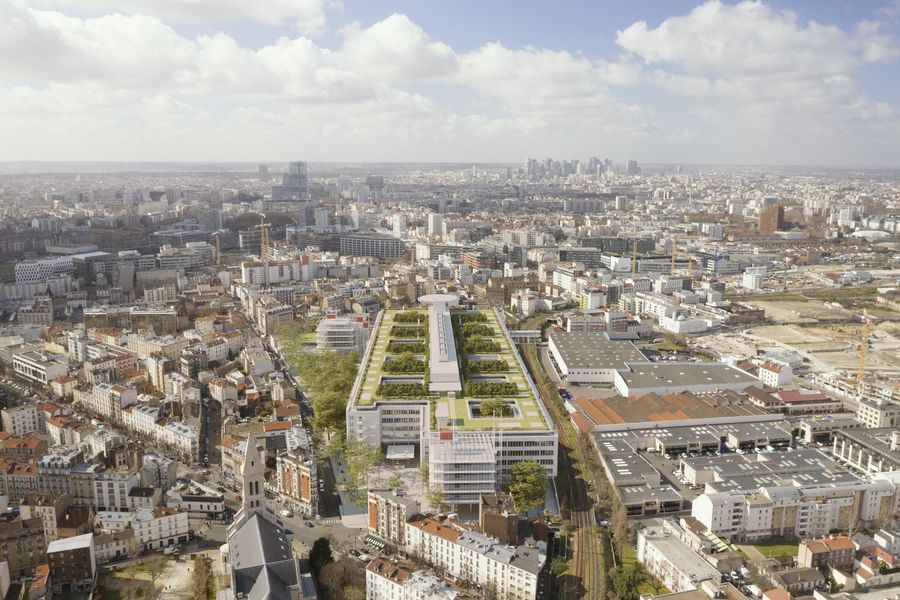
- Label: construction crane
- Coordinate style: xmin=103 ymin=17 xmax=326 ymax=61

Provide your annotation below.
xmin=631 ymin=238 xmax=638 ymax=275
xmin=212 ymin=231 xmax=221 ymax=267
xmin=857 ymin=310 xmax=871 ymax=386
xmin=258 ymin=212 xmax=269 ymax=260
xmin=670 ymin=235 xmax=678 ymax=276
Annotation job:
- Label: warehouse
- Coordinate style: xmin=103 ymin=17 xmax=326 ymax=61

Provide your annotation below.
xmin=614 ymin=362 xmax=761 ymax=397
xmin=548 ymin=331 xmax=648 ymax=384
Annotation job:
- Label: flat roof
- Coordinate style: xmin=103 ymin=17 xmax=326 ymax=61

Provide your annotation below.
xmin=47 ymin=532 xmax=93 ymax=553
xmin=574 ymin=390 xmax=767 ymax=426
xmin=617 ymin=363 xmax=759 ymax=390
xmin=549 ymin=332 xmax=648 ymax=370
xmin=348 ymin=307 xmax=550 ymax=432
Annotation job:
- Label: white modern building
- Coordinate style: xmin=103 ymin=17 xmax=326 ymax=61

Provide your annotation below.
xmin=316 ymin=316 xmax=369 ymax=352
xmin=13 ymin=350 xmax=68 ymax=384
xmin=346 ymin=296 xmax=558 ymax=505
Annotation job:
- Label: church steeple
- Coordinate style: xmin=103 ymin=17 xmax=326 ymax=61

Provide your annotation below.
xmin=231 ymin=434 xmax=267 ymax=530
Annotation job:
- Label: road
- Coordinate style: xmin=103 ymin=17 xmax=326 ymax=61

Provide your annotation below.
xmin=201 ymin=397 xmax=222 ymax=466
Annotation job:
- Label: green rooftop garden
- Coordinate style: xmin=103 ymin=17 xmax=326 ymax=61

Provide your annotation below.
xmin=351 ymin=308 xmax=549 ymax=431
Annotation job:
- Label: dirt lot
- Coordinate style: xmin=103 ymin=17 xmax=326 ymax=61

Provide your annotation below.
xmin=749 ymin=299 xmax=851 ymax=323
xmin=704 ymin=322 xmax=900 ymax=375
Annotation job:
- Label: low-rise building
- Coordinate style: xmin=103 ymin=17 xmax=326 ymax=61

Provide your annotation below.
xmin=637 ymin=520 xmax=722 ymax=593
xmin=798 ymin=536 xmax=854 ymax=572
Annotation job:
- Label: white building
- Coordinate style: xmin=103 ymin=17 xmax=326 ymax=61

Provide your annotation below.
xmin=93 ymin=470 xmax=139 ymax=511
xmin=366 ymin=557 xmax=460 ymax=600
xmin=743 ymin=266 xmax=767 ymax=291
xmin=13 ymin=350 xmax=68 ymax=384
xmin=75 ymin=383 xmax=138 ymax=424
xmin=404 ymin=517 xmax=545 ymax=600
xmin=757 ymin=362 xmax=792 ymax=388
xmin=427 ymin=213 xmax=443 ymax=237
xmin=0 ymin=405 xmax=41 ymax=436
xmin=15 ymin=256 xmax=73 ymax=283
xmin=316 ymin=317 xmax=368 ymax=352
xmin=637 ymin=521 xmax=721 ymax=592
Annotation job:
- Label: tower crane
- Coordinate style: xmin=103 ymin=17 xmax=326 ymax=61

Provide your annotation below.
xmin=258 ymin=212 xmax=269 ymax=260
xmin=857 ymin=310 xmax=871 ymax=386
xmin=671 ymin=235 xmax=678 ymax=276
xmin=212 ymin=231 xmax=221 ymax=267
xmin=631 ymin=238 xmax=638 ymax=275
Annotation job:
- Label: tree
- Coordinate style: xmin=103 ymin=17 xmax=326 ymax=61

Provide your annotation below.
xmin=479 ymin=397 xmax=511 ymax=417
xmin=144 ymin=555 xmax=169 ymax=595
xmin=613 ymin=565 xmax=645 ymax=600
xmin=509 ymin=460 xmax=547 ymax=513
xmin=341 ymin=439 xmax=383 ymax=505
xmin=309 ymin=537 xmax=334 ymax=573
xmin=427 ymin=487 xmax=451 ymax=513
xmin=318 ymin=559 xmax=366 ymax=600
xmin=550 ymin=556 xmax=570 ymax=576
xmin=387 ymin=470 xmax=404 ymax=490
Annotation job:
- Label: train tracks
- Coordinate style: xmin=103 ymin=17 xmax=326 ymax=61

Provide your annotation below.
xmin=522 ymin=345 xmax=604 ymax=599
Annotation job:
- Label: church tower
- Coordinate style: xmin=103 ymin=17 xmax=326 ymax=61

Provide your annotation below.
xmin=233 ymin=434 xmax=266 ymax=529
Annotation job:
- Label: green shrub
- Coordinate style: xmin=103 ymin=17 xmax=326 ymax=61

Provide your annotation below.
xmin=462 ymin=323 xmax=494 ymax=336
xmin=383 ymin=353 xmax=426 ymax=373
xmin=469 ymin=360 xmax=509 ymax=373
xmin=393 ymin=312 xmax=426 ymax=323
xmin=465 ymin=382 xmax=518 ymax=396
xmin=377 ymin=383 xmax=428 ymax=397
xmin=387 ymin=342 xmax=426 ymax=353
xmin=391 ymin=325 xmax=426 ymax=337
xmin=464 ymin=337 xmax=501 ymax=353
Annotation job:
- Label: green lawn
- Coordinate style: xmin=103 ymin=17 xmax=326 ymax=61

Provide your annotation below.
xmin=751 ymin=540 xmax=799 ymax=558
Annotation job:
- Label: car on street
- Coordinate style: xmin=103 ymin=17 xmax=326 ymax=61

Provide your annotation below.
xmin=279 ymin=509 xmax=292 ymax=517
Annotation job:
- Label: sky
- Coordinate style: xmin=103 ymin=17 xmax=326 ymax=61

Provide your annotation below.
xmin=2 ymin=0 xmax=900 ymax=166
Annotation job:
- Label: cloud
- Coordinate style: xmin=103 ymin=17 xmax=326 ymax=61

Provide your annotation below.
xmin=30 ymin=0 xmax=340 ymax=33
xmin=0 ymin=0 xmax=897 ymax=164
xmin=614 ymin=0 xmax=900 ymax=163
xmin=337 ymin=14 xmax=460 ymax=82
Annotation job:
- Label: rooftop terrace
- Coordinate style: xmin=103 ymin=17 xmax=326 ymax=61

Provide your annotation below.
xmin=351 ymin=302 xmax=550 ymax=432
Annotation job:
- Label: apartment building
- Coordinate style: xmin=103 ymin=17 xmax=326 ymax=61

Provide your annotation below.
xmin=856 ymin=398 xmax=900 ymax=428
xmin=798 ymin=536 xmax=855 ymax=571
xmin=0 ymin=405 xmax=41 ymax=436
xmin=74 ymin=383 xmax=137 ymax=423
xmin=0 ymin=513 xmax=46 ymax=579
xmin=275 ymin=451 xmax=317 ymax=516
xmin=92 ymin=470 xmax=139 ymax=511
xmin=367 ymin=489 xmax=421 ymax=547
xmin=366 ymin=556 xmax=460 ymax=600
xmin=47 ymin=533 xmax=95 ymax=594
xmin=254 ymin=296 xmax=293 ymax=335
xmin=692 ymin=477 xmax=896 ymax=542
xmin=97 ymin=508 xmax=189 ymax=551
xmin=404 ymin=516 xmax=545 ymax=600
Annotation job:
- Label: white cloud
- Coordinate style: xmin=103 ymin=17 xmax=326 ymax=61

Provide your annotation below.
xmin=0 ymin=0 xmax=897 ymax=163
xmin=337 ymin=14 xmax=460 ymax=82
xmin=614 ymin=0 xmax=900 ymax=163
xmin=31 ymin=0 xmax=340 ymax=33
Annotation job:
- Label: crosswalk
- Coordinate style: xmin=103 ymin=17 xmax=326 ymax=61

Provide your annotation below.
xmin=317 ymin=516 xmax=342 ymax=525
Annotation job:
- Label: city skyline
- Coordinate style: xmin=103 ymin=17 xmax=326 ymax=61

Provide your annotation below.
xmin=1 ymin=1 xmax=899 ymax=166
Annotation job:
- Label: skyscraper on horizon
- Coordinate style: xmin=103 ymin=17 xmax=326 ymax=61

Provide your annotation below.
xmin=258 ymin=163 xmax=268 ymax=182
xmin=271 ymin=161 xmax=309 ymax=202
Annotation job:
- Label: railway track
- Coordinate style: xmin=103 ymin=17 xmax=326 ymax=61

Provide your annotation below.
xmin=522 ymin=345 xmax=604 ymax=599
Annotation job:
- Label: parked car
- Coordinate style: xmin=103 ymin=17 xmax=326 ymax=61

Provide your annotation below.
xmin=279 ymin=509 xmax=292 ymax=518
